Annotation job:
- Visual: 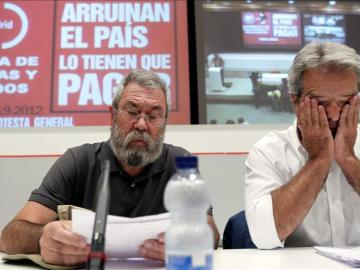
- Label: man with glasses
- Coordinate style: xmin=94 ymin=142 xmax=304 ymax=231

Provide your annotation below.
xmin=245 ymin=42 xmax=360 ymax=249
xmin=0 ymin=70 xmax=220 ymax=265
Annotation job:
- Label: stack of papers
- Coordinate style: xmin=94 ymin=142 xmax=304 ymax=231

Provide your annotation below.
xmin=314 ymin=246 xmax=360 ymax=267
xmin=72 ymin=209 xmax=170 ymax=258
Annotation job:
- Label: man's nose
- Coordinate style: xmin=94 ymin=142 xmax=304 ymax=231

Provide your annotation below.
xmin=134 ymin=115 xmax=148 ymax=131
xmin=325 ymin=101 xmax=342 ymax=122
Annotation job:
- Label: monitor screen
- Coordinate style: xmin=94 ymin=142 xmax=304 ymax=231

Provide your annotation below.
xmin=194 ymin=1 xmax=360 ymax=125
xmin=241 ymin=11 xmax=301 ymax=48
xmin=303 ymin=13 xmax=345 ymax=44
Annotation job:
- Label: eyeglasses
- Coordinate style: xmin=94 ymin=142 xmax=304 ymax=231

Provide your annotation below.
xmin=118 ymin=109 xmax=165 ymax=127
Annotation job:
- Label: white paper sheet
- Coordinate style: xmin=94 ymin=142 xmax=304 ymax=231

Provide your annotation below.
xmin=72 ymin=209 xmax=170 ymax=258
xmin=314 ymin=246 xmax=360 ymax=267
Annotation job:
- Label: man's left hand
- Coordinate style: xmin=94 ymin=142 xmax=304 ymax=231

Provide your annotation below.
xmin=334 ymin=95 xmax=360 ymax=194
xmin=334 ymin=95 xmax=360 ymax=164
xmin=138 ymin=233 xmax=165 ymax=261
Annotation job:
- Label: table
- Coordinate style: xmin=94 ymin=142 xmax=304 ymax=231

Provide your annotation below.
xmin=0 ymin=248 xmax=352 ymax=269
xmin=212 ymin=248 xmax=351 ymax=269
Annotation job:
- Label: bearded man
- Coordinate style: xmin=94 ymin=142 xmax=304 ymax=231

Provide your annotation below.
xmin=0 ymin=70 xmax=220 ymax=265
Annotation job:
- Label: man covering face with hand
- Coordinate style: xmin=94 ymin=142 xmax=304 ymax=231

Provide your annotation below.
xmin=245 ymin=42 xmax=360 ymax=249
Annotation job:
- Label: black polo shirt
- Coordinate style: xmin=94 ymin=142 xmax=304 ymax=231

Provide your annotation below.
xmin=29 ymin=141 xmax=191 ymax=217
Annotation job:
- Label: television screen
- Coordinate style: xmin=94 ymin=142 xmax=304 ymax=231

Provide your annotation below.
xmin=303 ymin=13 xmax=345 ymax=44
xmin=195 ymin=1 xmax=360 ymax=125
xmin=241 ymin=11 xmax=301 ymax=48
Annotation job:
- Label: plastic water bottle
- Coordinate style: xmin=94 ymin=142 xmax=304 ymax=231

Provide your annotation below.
xmin=164 ymin=156 xmax=213 ymax=270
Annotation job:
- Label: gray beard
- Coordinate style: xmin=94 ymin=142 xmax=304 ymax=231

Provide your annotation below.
xmin=109 ymin=121 xmax=164 ymax=167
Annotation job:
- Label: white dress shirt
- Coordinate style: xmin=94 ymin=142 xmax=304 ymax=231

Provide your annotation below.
xmin=245 ymin=120 xmax=360 ymax=249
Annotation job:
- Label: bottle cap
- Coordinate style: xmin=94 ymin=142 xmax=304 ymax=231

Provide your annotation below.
xmin=175 ymin=156 xmax=198 ymax=169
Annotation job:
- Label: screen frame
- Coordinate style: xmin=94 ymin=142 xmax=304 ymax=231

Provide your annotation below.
xmin=192 ymin=0 xmax=360 ymax=125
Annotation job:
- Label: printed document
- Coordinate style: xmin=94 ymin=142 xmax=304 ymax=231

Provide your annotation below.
xmin=314 ymin=246 xmax=360 ymax=267
xmin=72 ymin=209 xmax=170 ymax=258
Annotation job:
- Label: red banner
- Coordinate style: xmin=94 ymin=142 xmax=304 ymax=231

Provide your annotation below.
xmin=0 ymin=0 xmax=190 ymax=128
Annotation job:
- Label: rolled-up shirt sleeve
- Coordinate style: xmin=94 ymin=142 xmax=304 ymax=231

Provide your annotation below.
xmin=245 ymin=142 xmax=285 ymax=249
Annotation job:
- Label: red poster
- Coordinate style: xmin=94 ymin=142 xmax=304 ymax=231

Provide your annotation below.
xmin=0 ymin=1 xmax=53 ymax=128
xmin=0 ymin=0 xmax=190 ymax=128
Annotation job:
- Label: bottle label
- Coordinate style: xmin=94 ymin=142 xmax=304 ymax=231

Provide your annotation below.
xmin=166 ymin=252 xmax=213 ymax=270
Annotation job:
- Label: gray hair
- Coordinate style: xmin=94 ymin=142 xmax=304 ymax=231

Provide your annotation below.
xmin=288 ymin=42 xmax=360 ymax=99
xmin=112 ymin=70 xmax=171 ymax=118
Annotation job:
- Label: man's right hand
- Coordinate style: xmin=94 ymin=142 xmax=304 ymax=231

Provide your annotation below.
xmin=296 ymin=96 xmax=334 ymax=162
xmin=39 ymin=221 xmax=90 ymax=266
xmin=271 ymin=96 xmax=334 ymax=242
